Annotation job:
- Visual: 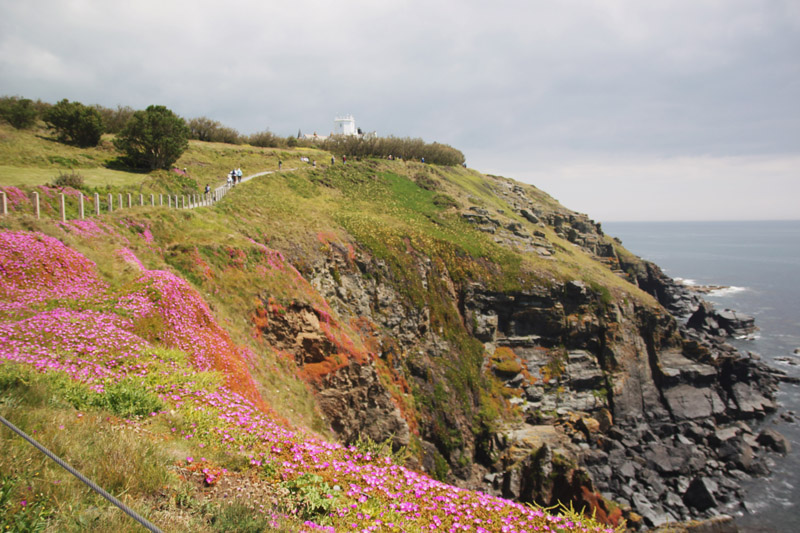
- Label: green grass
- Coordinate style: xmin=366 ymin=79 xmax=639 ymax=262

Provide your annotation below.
xmin=0 ymin=124 xmax=652 ymax=531
xmin=0 ymin=165 xmax=147 ymax=188
xmin=0 ymin=363 xmax=307 ymax=533
xmin=0 ymin=122 xmax=326 ymax=193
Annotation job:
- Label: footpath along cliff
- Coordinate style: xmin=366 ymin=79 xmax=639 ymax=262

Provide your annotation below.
xmin=0 ymin=153 xmax=792 ymax=531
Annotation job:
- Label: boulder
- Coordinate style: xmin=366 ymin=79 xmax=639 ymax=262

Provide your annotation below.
xmin=716 ymin=309 xmax=756 ymax=337
xmin=683 ymin=477 xmax=718 ymax=512
xmin=731 ymin=381 xmax=776 ymax=415
xmin=687 ymin=302 xmax=720 ymax=335
xmin=664 ymin=385 xmax=725 ymax=420
xmin=645 ymin=443 xmax=679 ymax=475
xmin=709 ymin=427 xmax=739 ymax=446
xmin=687 ymin=302 xmax=757 ymax=337
xmin=716 ymin=437 xmax=754 ymax=472
xmin=757 ymin=428 xmax=791 ymax=454
xmin=519 ymin=209 xmax=540 ymax=224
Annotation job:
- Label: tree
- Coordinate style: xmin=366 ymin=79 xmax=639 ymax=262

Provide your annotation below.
xmin=0 ymin=96 xmax=38 ymax=129
xmin=43 ymin=99 xmax=104 ymax=146
xmin=114 ymin=105 xmax=190 ymax=170
xmin=93 ymin=104 xmax=135 ymax=134
xmin=187 ymin=116 xmax=240 ymax=144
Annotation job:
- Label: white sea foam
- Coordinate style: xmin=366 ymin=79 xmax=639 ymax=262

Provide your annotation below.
xmin=708 ymin=286 xmax=748 ymax=297
xmin=675 ymin=277 xmax=697 ymax=286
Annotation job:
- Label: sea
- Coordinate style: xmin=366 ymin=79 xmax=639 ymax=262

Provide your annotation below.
xmin=602 ymin=220 xmax=800 ymax=533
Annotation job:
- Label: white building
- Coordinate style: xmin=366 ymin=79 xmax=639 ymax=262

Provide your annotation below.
xmin=334 ymin=114 xmax=357 ymax=136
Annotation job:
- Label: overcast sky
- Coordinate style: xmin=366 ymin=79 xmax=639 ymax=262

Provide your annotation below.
xmin=1 ymin=0 xmax=798 ymax=221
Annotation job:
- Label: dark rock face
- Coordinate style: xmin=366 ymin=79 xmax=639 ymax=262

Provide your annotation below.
xmin=289 ymin=191 xmax=789 ymax=529
xmin=688 ymin=302 xmax=757 ymax=338
xmin=256 ymin=299 xmax=410 ymax=451
xmin=460 ymin=267 xmax=786 ymax=526
xmin=316 ymin=362 xmax=410 ymax=447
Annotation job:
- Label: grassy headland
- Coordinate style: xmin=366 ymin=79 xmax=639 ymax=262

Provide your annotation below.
xmin=0 ymin=121 xmax=640 ymax=531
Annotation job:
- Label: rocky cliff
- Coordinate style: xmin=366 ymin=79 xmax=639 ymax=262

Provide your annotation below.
xmin=4 ymin=155 xmax=787 ymax=530
xmin=256 ymin=169 xmax=789 ymax=529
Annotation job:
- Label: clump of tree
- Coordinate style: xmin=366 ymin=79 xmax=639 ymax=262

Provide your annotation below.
xmin=93 ymin=104 xmax=135 ymax=134
xmin=113 ymin=105 xmax=189 ymax=170
xmin=187 ymin=117 xmax=241 ymax=144
xmin=246 ymin=129 xmax=287 ymax=148
xmin=0 ymin=96 xmax=39 ymax=129
xmin=322 ymin=135 xmax=465 ymax=166
xmin=43 ymin=99 xmax=104 ymax=147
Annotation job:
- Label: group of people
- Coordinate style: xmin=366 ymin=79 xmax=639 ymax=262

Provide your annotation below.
xmin=227 ymin=168 xmax=243 ymax=186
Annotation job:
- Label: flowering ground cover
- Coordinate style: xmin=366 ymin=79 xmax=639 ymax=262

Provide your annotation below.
xmin=0 ymin=228 xmax=617 ymax=532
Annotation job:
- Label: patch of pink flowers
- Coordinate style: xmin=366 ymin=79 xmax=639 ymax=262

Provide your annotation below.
xmin=0 ymin=186 xmax=30 ymax=210
xmin=0 ymin=230 xmax=613 ymax=533
xmin=0 ymin=231 xmax=109 ymax=314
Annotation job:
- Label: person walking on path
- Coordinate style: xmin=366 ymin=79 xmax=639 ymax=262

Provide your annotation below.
xmin=331 ymin=156 xmax=335 ymax=165
xmin=278 ymin=160 xmax=282 ymax=170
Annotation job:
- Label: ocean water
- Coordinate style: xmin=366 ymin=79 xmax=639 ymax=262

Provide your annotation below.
xmin=603 ymin=220 xmax=800 ymax=532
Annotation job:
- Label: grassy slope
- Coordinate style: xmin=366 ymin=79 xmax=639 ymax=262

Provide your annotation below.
xmin=0 ymin=125 xmax=644 ymax=531
xmin=0 ymin=122 xmax=325 ymax=191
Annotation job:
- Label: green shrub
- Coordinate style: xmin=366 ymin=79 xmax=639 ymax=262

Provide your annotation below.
xmin=51 ymin=170 xmax=85 ymax=189
xmin=322 ymin=135 xmax=466 ymax=166
xmin=114 ymin=105 xmax=190 ymax=170
xmin=281 ymin=473 xmax=337 ymax=523
xmin=60 ymin=379 xmax=164 ymax=419
xmin=187 ymin=117 xmax=241 ymax=144
xmin=246 ymin=130 xmax=286 ymax=148
xmin=43 ymin=99 xmax=104 ymax=147
xmin=0 ymin=96 xmax=38 ymax=129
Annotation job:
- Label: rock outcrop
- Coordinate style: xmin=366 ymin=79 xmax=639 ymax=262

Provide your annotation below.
xmin=256 ymin=299 xmax=410 ymax=450
xmin=252 ymin=174 xmax=788 ymax=529
xmin=687 ymin=302 xmax=757 ymax=338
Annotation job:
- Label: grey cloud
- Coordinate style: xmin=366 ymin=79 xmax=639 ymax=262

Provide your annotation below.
xmin=1 ymin=0 xmax=798 ymax=220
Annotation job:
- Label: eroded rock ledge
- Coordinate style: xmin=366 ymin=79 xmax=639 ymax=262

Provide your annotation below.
xmin=268 ymin=180 xmax=790 ymax=530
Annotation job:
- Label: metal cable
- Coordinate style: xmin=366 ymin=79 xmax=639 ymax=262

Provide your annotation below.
xmin=0 ymin=413 xmax=163 ymax=533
